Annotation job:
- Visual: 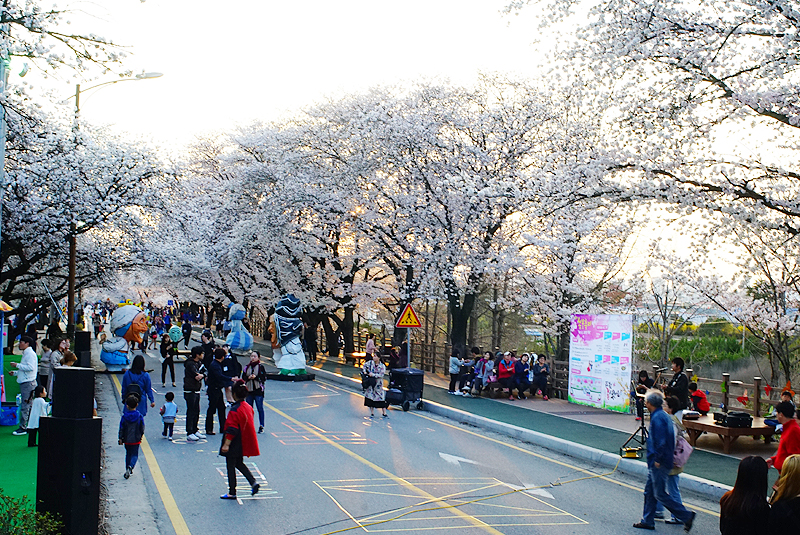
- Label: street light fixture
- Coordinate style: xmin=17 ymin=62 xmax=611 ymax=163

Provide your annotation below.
xmin=65 ymin=71 xmax=163 ymax=338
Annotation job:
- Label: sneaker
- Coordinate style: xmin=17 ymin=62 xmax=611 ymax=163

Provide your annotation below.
xmin=162 ymin=432 xmax=167 ymax=437
xmin=168 ymin=436 xmax=173 ymax=441
xmin=251 ymin=483 xmax=260 ymax=496
xmin=518 ymin=394 xmax=526 ymax=400
xmin=543 ymin=396 xmax=549 ymax=401
xmin=162 ymin=383 xmax=166 ymax=388
xmin=196 ymin=432 xmax=207 ymax=438
xmin=665 ymin=518 xmax=683 ymax=525
xmin=632 ymin=523 xmax=654 ymax=530
xmin=124 ymin=467 xmax=132 ymax=479
xmin=220 ymin=494 xmax=237 ymax=500
xmin=509 ymin=396 xmax=515 ymax=401
xmin=12 ymin=427 xmax=27 ymax=436
xmin=172 ymin=383 xmax=176 ymax=387
xmin=635 ymin=417 xmax=642 ymax=421
xmin=454 ymin=391 xmax=463 ymax=396
xmin=654 ymin=513 xmax=664 ymax=520
xmin=186 ymin=434 xmax=199 ymax=441
xmin=258 ymin=426 xmax=264 ymax=434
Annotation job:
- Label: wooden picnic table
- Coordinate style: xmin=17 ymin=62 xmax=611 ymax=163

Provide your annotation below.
xmin=682 ymin=414 xmax=776 ymax=454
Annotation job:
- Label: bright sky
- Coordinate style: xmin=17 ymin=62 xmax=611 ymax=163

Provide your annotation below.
xmin=22 ymin=0 xmax=543 ymax=148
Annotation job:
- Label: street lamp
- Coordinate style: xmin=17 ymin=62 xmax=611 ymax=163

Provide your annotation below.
xmin=65 ymin=71 xmax=163 ymax=338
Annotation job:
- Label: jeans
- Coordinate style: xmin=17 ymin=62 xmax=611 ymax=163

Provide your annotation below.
xmin=226 ymin=455 xmax=255 ymax=495
xmin=125 ymin=444 xmax=140 ymax=469
xmin=162 ymin=422 xmax=174 ymax=437
xmin=207 ymin=388 xmax=226 ymax=434
xmin=19 ymin=380 xmax=36 ymax=429
xmin=656 ymin=474 xmax=683 ymax=520
xmin=184 ymin=391 xmax=200 ymax=435
xmin=641 ymin=466 xmax=692 ymax=527
xmin=245 ymin=394 xmax=265 ymax=427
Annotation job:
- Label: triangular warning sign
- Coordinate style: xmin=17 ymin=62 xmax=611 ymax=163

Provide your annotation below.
xmin=395 ymin=303 xmax=422 ymax=328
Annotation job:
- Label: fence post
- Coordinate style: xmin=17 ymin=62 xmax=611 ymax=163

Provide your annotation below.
xmin=722 ymin=373 xmax=730 ymax=412
xmin=753 ymin=377 xmax=761 ymax=418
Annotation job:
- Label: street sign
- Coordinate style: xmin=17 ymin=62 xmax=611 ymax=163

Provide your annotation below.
xmin=395 ymin=304 xmax=422 ymax=328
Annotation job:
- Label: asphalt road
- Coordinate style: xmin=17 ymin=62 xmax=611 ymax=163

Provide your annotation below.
xmin=106 ymin=349 xmax=722 ymax=535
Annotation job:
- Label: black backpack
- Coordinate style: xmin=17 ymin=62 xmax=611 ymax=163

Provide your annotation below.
xmin=125 ymin=381 xmax=143 ymax=403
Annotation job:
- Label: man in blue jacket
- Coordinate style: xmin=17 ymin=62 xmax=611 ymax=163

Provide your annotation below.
xmin=633 ymin=390 xmax=696 ymax=531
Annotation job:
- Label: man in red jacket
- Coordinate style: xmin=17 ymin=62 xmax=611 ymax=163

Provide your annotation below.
xmin=219 ymin=383 xmax=261 ymax=499
xmin=767 ymin=402 xmax=800 ymax=473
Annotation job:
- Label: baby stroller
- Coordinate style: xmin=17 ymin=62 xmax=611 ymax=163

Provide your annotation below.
xmin=385 ymin=368 xmax=425 ymax=411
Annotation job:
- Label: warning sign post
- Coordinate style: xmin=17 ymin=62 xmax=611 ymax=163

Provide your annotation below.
xmin=395 ymin=304 xmax=421 ymax=367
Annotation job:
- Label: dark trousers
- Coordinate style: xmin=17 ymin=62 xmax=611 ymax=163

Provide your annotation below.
xmin=498 ymin=377 xmax=515 ymax=393
xmin=162 ymin=422 xmax=174 ymax=437
xmin=515 ymin=377 xmax=532 ymax=396
xmin=448 ymin=373 xmax=460 ymax=392
xmin=207 ymin=388 xmax=226 ymax=434
xmin=37 ymin=374 xmax=49 ymax=389
xmin=183 ymin=334 xmax=191 ymax=348
xmin=459 ymin=373 xmax=475 ymax=391
xmin=27 ymin=428 xmax=38 ymax=447
xmin=184 ymin=391 xmax=200 ymax=435
xmin=532 ymin=375 xmax=548 ymax=395
xmin=125 ymin=444 xmax=140 ymax=469
xmin=226 ymin=455 xmax=256 ymax=495
xmin=161 ymin=357 xmax=175 ymax=384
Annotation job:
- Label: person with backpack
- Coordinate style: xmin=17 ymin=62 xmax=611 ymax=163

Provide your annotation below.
xmin=120 ymin=355 xmax=155 ymax=416
xmin=119 ymin=395 xmax=145 ymax=480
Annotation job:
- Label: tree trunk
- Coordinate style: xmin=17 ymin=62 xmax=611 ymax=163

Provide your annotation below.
xmin=322 ymin=316 xmax=340 ymax=357
xmin=342 ymin=306 xmax=355 ymax=355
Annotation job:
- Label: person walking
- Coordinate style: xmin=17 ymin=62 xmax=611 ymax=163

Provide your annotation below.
xmin=365 ymin=333 xmax=377 ymax=360
xmin=207 ymin=348 xmax=233 ymax=435
xmin=184 ymin=346 xmax=206 ymax=441
xmin=119 ymin=395 xmax=145 ymax=480
xmin=362 ymin=353 xmax=388 ymax=418
xmin=656 ymin=396 xmax=689 ymax=525
xmin=719 ymin=456 xmax=770 ymax=535
xmin=219 ymin=383 xmax=260 ymax=500
xmin=11 ymin=336 xmax=38 ymax=436
xmin=120 ymin=355 xmax=155 ymax=417
xmin=159 ymin=333 xmax=176 ymax=387
xmin=159 ymin=392 xmax=178 ymax=441
xmin=633 ymin=389 xmax=696 ymax=531
xmin=242 ymin=351 xmax=267 ymax=434
xmin=181 ymin=320 xmax=193 ymax=349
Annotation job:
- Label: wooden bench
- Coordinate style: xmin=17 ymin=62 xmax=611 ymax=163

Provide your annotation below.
xmin=682 ymin=414 xmax=776 ymax=454
xmin=345 ymin=352 xmax=368 ymax=367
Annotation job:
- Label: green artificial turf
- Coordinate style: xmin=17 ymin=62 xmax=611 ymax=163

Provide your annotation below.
xmin=2 ymin=354 xmax=22 ymax=402
xmin=0 ymin=423 xmax=38 ymax=501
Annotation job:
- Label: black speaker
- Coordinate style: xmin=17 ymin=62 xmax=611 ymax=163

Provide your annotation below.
xmin=36 ymin=416 xmax=102 ymax=535
xmin=52 ymin=367 xmax=95 ymax=419
xmin=77 ymin=350 xmax=92 ymax=368
xmin=74 ymin=331 xmax=91 ymax=353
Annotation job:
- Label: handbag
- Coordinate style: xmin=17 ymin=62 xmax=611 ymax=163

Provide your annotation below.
xmin=361 ymin=373 xmax=377 ymax=389
xmin=673 ymin=435 xmax=693 ymax=468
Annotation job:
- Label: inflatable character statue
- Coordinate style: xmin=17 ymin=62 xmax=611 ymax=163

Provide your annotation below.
xmin=100 ymin=304 xmax=148 ymax=372
xmin=270 ymin=295 xmax=306 ymax=375
xmin=225 ymin=303 xmax=254 ymax=354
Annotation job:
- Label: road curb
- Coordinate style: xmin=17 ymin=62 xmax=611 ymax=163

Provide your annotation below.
xmin=312 ymin=366 xmax=731 ymax=501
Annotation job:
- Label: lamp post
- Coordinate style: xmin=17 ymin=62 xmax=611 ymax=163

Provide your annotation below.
xmin=65 ymin=72 xmax=163 ymax=338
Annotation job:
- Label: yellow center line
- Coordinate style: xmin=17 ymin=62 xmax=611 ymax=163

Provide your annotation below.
xmin=318 ymin=378 xmax=722 ymax=519
xmin=112 ymin=374 xmax=191 ymax=534
xmin=263 ymin=401 xmax=504 ymax=535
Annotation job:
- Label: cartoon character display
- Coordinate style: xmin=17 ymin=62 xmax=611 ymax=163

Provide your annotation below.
xmin=270 ymin=295 xmax=306 ymax=375
xmin=225 ymin=303 xmax=253 ymax=354
xmin=100 ymin=304 xmax=148 ymax=371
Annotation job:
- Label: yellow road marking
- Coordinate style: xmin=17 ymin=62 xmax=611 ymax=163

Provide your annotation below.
xmin=112 ymin=374 xmax=191 ymax=534
xmin=264 ymin=401 xmax=504 ymax=535
xmin=318 ymin=378 xmax=722 ymax=518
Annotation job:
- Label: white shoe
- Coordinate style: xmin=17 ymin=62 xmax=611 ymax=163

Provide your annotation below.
xmin=186 ymin=434 xmax=199 ymax=441
xmin=195 ymin=432 xmax=206 ymax=439
xmin=454 ymin=391 xmax=463 ymax=396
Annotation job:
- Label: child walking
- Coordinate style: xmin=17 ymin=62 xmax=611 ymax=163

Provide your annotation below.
xmin=160 ymin=391 xmax=179 ymax=441
xmin=119 ymin=395 xmax=145 ymax=479
xmin=26 ymin=386 xmax=50 ymax=447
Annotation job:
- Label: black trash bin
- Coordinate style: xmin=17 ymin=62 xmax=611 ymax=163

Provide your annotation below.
xmin=387 ymin=367 xmax=425 ymax=411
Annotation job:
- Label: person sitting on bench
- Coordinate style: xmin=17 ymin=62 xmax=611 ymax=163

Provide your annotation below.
xmin=688 ymin=382 xmax=710 ymax=415
xmin=766 ymin=402 xmax=800 ymax=473
xmin=497 ymin=352 xmax=517 ymax=401
xmin=765 ymin=391 xmax=796 ymax=432
xmin=532 ymin=354 xmax=550 ymax=401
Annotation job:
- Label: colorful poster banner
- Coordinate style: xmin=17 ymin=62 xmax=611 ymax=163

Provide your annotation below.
xmin=568 ymin=314 xmax=633 ymax=413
